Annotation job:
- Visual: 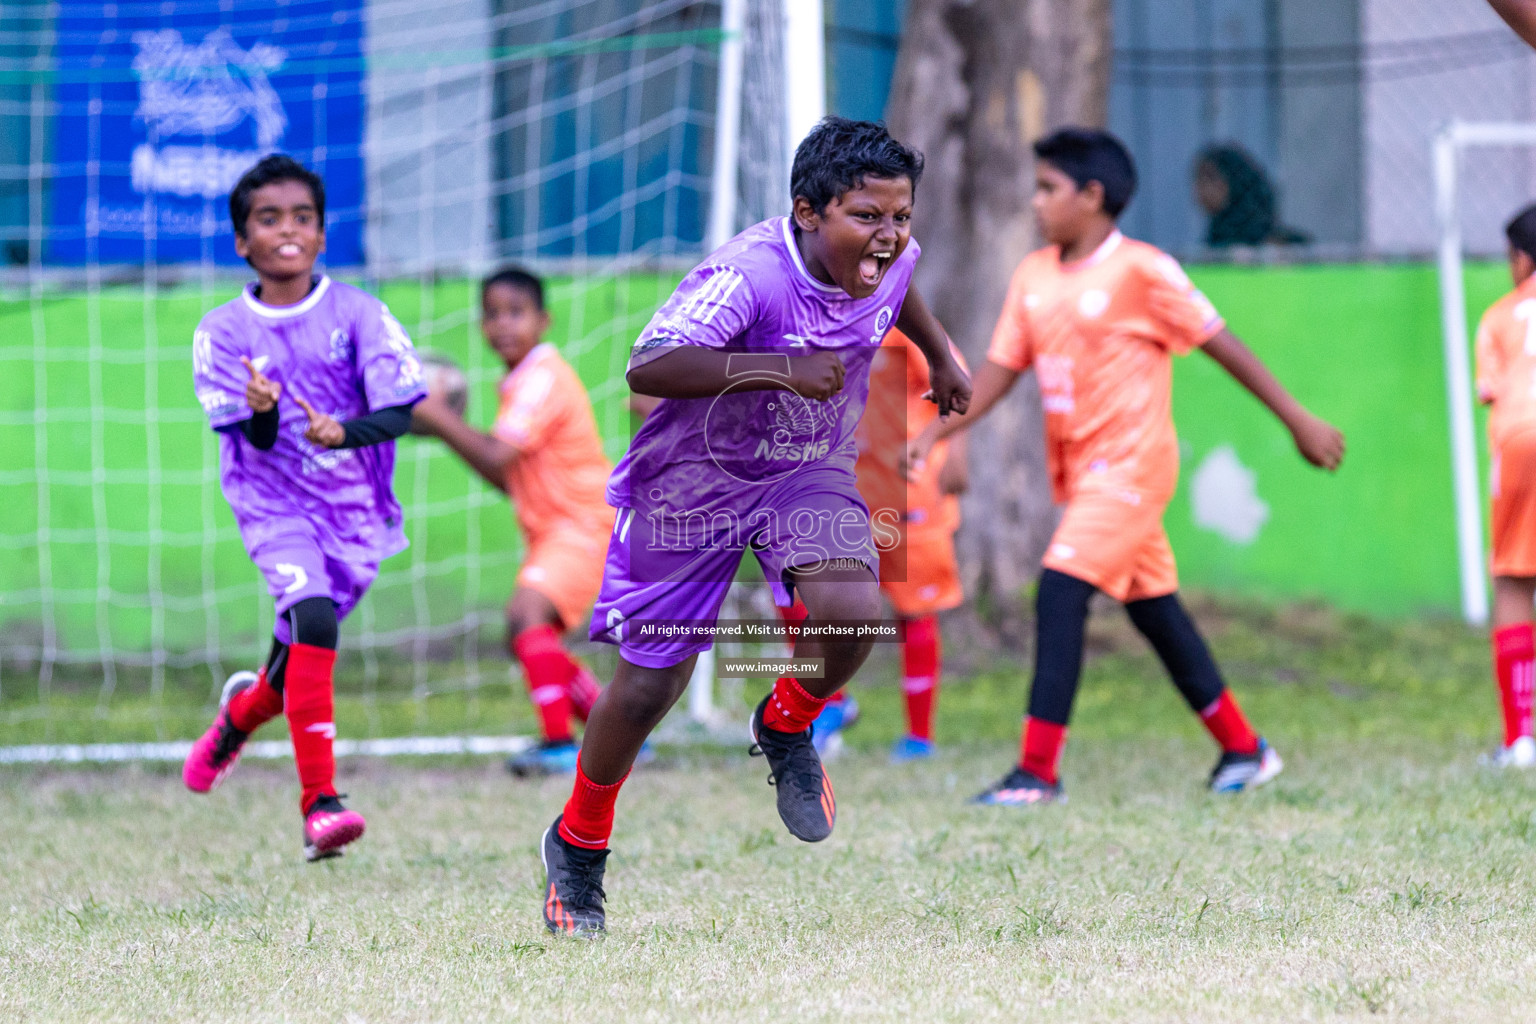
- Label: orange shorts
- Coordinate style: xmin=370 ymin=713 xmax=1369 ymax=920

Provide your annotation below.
xmin=1491 ymin=425 xmax=1536 ymax=578
xmin=879 ymin=526 xmax=963 ymax=618
xmin=517 ymin=524 xmax=610 ymax=631
xmin=1041 ymin=486 xmax=1178 ymax=603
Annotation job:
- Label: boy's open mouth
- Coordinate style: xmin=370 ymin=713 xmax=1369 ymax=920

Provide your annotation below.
xmin=858 ymin=249 xmax=892 ymax=288
xmin=276 ymin=243 xmax=303 ymax=258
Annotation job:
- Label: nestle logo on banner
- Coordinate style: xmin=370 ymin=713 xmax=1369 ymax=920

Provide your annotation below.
xmin=130 ymin=29 xmax=287 ymax=198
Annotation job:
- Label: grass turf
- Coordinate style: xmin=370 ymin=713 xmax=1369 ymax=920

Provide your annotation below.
xmin=3 ymin=596 xmax=1534 ymax=1022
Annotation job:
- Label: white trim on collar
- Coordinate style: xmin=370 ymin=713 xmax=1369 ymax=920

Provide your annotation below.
xmin=779 ymin=217 xmax=845 ymax=294
xmin=241 ymin=275 xmax=332 ymax=318
xmin=1062 ymin=231 xmax=1124 ymax=271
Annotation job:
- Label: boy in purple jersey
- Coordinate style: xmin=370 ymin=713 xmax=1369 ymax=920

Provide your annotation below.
xmin=538 ymin=117 xmax=972 ymax=935
xmin=181 ymin=155 xmax=427 ymax=862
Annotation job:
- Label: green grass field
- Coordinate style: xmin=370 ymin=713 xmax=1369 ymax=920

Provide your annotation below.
xmin=4 ymin=597 xmax=1534 ymax=1022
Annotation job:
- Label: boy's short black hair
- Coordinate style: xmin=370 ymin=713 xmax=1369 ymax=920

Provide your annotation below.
xmin=481 ymin=265 xmax=545 ymax=310
xmin=1508 ymin=204 xmax=1536 ymax=262
xmin=790 ymin=116 xmax=924 ymax=216
xmin=228 ymin=154 xmax=325 ymax=238
xmin=1033 ymin=128 xmax=1138 ymax=218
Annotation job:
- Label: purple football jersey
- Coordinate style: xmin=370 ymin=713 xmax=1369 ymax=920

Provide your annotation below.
xmin=609 ymin=216 xmax=920 ymax=516
xmin=192 ymin=276 xmax=428 ymax=565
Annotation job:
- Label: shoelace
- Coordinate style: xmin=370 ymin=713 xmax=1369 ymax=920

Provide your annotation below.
xmin=563 ymin=847 xmax=609 ymax=910
xmin=307 ymin=794 xmax=349 ymax=817
xmin=999 ymin=767 xmax=1047 ymax=792
xmin=211 ymin=716 xmax=248 ymax=762
xmin=750 ymin=731 xmax=823 ymax=800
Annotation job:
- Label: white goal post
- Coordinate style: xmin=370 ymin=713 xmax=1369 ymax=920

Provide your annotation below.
xmin=1431 ymin=121 xmax=1536 ymax=627
xmin=683 ymin=0 xmax=827 ymax=730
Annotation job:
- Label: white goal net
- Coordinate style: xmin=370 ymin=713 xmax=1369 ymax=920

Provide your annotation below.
xmin=0 ymin=0 xmax=805 ymax=757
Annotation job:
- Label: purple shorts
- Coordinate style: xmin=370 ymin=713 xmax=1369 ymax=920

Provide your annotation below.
xmin=590 ymin=464 xmax=878 ymax=668
xmin=250 ymin=530 xmax=379 ymax=645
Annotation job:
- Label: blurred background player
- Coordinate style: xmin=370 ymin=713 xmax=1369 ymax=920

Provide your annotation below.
xmin=183 ymin=154 xmax=427 ymax=860
xmin=910 ymin=127 xmax=1345 ymax=806
xmin=538 ymin=116 xmax=971 ymax=935
xmin=1472 ymin=204 xmax=1536 ymax=768
xmin=795 ymin=327 xmax=970 ymax=761
xmin=412 ymin=267 xmax=615 ymax=777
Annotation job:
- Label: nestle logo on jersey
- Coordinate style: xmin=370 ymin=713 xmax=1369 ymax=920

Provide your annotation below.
xmin=753 ymin=437 xmax=831 ymax=461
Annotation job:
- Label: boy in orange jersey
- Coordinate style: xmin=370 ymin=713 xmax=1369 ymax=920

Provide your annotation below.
xmin=1474 ymin=204 xmax=1536 ymax=769
xmin=413 ymin=267 xmax=616 ymax=776
xmin=866 ymin=331 xmax=968 ymax=760
xmin=816 ymin=329 xmax=969 ymax=760
xmin=910 ymin=128 xmax=1344 ymax=803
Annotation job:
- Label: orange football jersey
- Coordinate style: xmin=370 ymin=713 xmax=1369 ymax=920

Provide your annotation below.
xmin=855 ymin=329 xmax=964 ymax=536
xmin=491 ymin=343 xmax=614 ymax=543
xmin=985 ymin=231 xmax=1223 ymax=505
xmin=1476 ymin=275 xmax=1536 ymax=445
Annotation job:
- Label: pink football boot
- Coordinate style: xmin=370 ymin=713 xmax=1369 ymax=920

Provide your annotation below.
xmin=182 ymin=671 xmax=259 ymax=793
xmin=303 ymin=794 xmax=367 ymax=862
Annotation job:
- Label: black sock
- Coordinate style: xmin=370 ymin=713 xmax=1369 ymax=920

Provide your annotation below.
xmin=1025 ymin=569 xmax=1098 ymax=725
xmin=1124 ymin=592 xmax=1225 ymax=713
xmin=267 ymin=597 xmax=340 ymax=691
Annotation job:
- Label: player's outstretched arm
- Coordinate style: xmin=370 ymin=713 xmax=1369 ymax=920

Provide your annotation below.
xmin=412 ymin=394 xmax=515 ymax=493
xmin=1201 ymin=328 xmax=1345 ymax=470
xmin=1489 ymin=0 xmax=1536 ymax=48
xmin=895 ymin=289 xmax=972 ymax=418
xmin=627 ymin=347 xmax=846 ymax=401
xmin=905 ymin=358 xmax=1020 ymax=476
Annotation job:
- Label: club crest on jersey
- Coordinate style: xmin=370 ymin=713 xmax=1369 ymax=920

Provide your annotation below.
xmin=870 ymin=305 xmax=894 ymax=344
xmin=1078 ymin=290 xmax=1110 ymax=318
xmin=328 ymin=329 xmax=353 ymax=363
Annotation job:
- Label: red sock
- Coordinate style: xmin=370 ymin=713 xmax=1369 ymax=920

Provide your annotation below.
xmin=1019 ymin=716 xmax=1067 ymax=784
xmin=227 ymin=666 xmax=284 ymax=734
xmin=512 ymin=625 xmax=578 ymax=744
xmin=1199 ymin=690 xmax=1261 ymax=755
xmin=1494 ymin=622 xmax=1536 ymax=746
xmin=778 ymin=600 xmax=809 ymax=635
xmin=284 ymin=643 xmax=338 ymax=813
xmin=761 ymin=676 xmax=827 ymax=733
xmin=558 ymin=755 xmax=629 ymax=850
xmin=772 ymin=675 xmax=844 ymax=706
xmin=566 ymin=661 xmax=601 ymax=723
xmin=901 ymin=615 xmax=941 ymax=741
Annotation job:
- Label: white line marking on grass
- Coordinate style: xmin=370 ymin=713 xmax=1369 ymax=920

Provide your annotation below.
xmin=0 ymin=734 xmax=537 ymax=765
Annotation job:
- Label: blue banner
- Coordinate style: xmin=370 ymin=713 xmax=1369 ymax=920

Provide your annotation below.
xmin=49 ymin=1 xmax=365 ymax=266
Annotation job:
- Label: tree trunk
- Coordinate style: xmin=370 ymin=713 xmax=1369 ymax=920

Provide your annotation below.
xmin=886 ymin=0 xmax=1111 ymax=641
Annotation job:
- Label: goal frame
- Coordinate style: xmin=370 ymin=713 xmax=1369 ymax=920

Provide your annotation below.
xmin=683 ymin=0 xmax=826 ymax=729
xmin=1431 ymin=120 xmax=1536 ymax=626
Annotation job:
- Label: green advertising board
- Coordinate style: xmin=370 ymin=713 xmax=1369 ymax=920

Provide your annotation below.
xmin=1167 ymin=262 xmax=1507 ymax=617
